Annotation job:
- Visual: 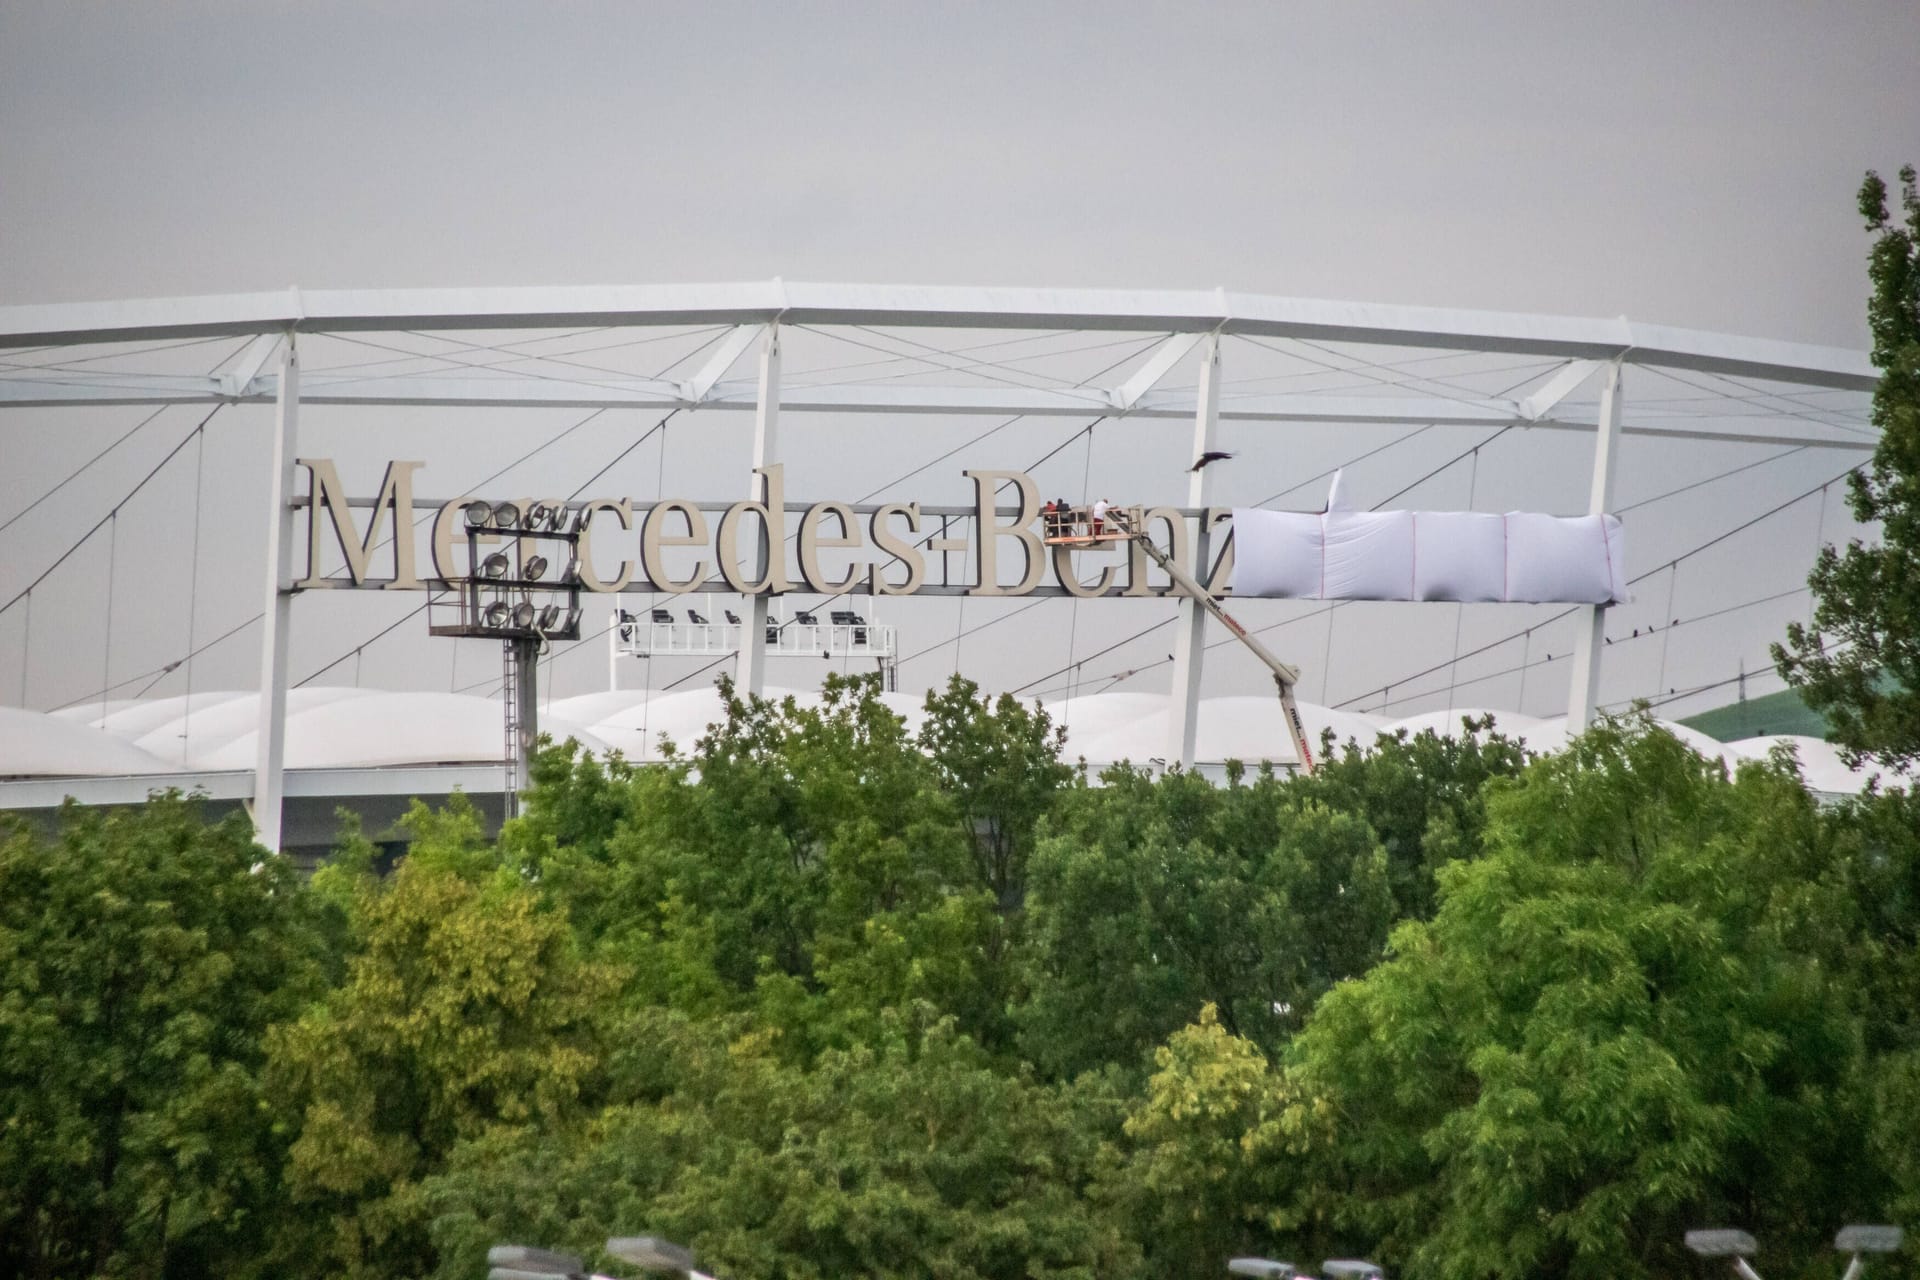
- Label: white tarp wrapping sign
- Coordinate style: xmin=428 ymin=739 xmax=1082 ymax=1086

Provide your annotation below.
xmin=1230 ymin=481 xmax=1628 ymax=605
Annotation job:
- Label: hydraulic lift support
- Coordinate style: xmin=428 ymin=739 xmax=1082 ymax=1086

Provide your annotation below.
xmin=1044 ymin=506 xmax=1316 ymax=774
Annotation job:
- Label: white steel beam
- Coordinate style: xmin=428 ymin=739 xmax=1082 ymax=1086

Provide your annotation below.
xmin=681 ymin=323 xmax=768 ymax=403
xmin=0 ymin=371 xmax=1872 ymax=451
xmin=1517 ymin=359 xmax=1602 ymax=421
xmin=0 ymin=283 xmax=1878 ymax=390
xmin=252 ymin=335 xmax=298 ymax=852
xmin=220 ymin=333 xmax=284 ymax=399
xmin=1111 ymin=332 xmax=1205 ymax=411
xmin=737 ymin=326 xmax=780 ymax=695
xmin=1168 ymin=333 xmax=1221 ymax=769
xmin=1566 ymin=361 xmax=1624 ymax=733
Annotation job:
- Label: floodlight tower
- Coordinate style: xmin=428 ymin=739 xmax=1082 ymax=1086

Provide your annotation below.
xmin=429 ymin=500 xmax=585 ymax=817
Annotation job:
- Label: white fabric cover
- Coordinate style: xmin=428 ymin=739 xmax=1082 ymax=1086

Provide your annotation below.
xmin=1322 ymin=511 xmax=1414 ymax=600
xmin=1504 ymin=512 xmax=1626 ymax=604
xmin=1231 ymin=507 xmax=1628 ymax=604
xmin=1413 ymin=512 xmax=1508 ymax=602
xmin=1230 ymin=510 xmax=1323 ymax=599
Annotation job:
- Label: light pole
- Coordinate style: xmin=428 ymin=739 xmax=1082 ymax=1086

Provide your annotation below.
xmin=1685 ymin=1225 xmax=1904 ymax=1280
xmin=606 ymin=1234 xmax=718 ymax=1280
xmin=1229 ymin=1260 xmax=1298 ymax=1279
xmin=1228 ymin=1256 xmax=1384 ymax=1279
xmin=487 ymin=1244 xmax=594 ymax=1280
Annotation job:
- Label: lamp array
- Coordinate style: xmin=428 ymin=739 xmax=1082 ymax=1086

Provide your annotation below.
xmin=464 ymin=499 xmax=586 ymax=534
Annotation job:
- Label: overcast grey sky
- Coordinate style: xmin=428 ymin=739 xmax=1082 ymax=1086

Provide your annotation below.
xmin=2 ymin=0 xmax=1917 ymax=725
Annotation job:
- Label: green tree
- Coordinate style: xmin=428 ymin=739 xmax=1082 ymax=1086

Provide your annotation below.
xmin=1018 ymin=766 xmax=1392 ymax=1079
xmin=423 ymin=1006 xmax=1140 ymax=1280
xmin=268 ymin=797 xmax=619 ymax=1280
xmin=569 ymin=675 xmax=1014 ymax=1053
xmin=917 ymin=674 xmax=1074 ymax=913
xmin=1776 ymin=165 xmax=1920 ymax=767
xmin=1292 ymin=716 xmax=1528 ymax=920
xmin=0 ymin=794 xmax=328 ymax=1280
xmin=1097 ymin=1005 xmax=1317 ymax=1276
xmin=1276 ymin=722 xmax=1884 ymax=1280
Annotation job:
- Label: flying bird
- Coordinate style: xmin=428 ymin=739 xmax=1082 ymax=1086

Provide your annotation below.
xmin=1190 ymin=450 xmax=1235 ymax=472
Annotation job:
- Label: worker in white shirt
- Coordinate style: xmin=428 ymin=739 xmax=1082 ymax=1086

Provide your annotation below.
xmin=1090 ymin=497 xmax=1110 ymax=535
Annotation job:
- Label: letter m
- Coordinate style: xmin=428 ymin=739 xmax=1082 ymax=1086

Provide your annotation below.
xmin=295 ymin=459 xmax=425 ymax=588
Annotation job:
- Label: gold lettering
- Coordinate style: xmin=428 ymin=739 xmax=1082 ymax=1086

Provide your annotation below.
xmin=962 ymin=469 xmax=1043 ymax=596
xmin=797 ymin=500 xmax=861 ymax=595
xmin=295 ymin=458 xmax=424 ymax=588
xmin=641 ymin=499 xmax=710 ymax=594
xmin=576 ymin=499 xmax=635 ymax=593
xmin=716 ymin=466 xmax=792 ymax=594
xmin=1051 ymin=538 xmax=1120 ymax=598
xmin=868 ymin=502 xmax=926 ymax=596
xmin=1204 ymin=507 xmax=1235 ymax=596
xmin=1123 ymin=507 xmax=1190 ymax=597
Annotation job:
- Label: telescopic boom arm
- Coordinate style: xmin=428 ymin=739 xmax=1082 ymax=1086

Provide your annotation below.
xmin=1094 ymin=507 xmax=1316 ymax=774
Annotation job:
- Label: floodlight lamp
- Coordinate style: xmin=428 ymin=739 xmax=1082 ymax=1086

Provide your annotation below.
xmin=1836 ymin=1226 xmax=1903 ymax=1253
xmin=511 ymin=602 xmax=536 ymax=629
xmin=1228 ymin=1259 xmax=1297 ymax=1278
xmin=571 ymin=507 xmax=593 ymax=533
xmin=1686 ymin=1230 xmax=1759 ymax=1258
xmin=527 ymin=502 xmax=556 ymax=529
xmin=464 ymin=499 xmax=493 ymax=529
xmin=485 ymin=1244 xmax=584 ymax=1275
xmin=563 ymin=606 xmax=582 ymax=631
xmin=491 ymin=501 xmax=521 ymax=529
xmin=606 ymin=1236 xmax=696 ymax=1272
xmin=483 ymin=601 xmax=512 ymax=628
xmin=537 ymin=604 xmax=561 ymax=630
xmin=562 ymin=556 xmax=581 ymax=584
xmin=1322 ymin=1263 xmax=1384 ymax=1280
xmin=546 ymin=504 xmax=570 ymax=531
xmin=522 ymin=555 xmax=549 ymax=581
xmin=482 ymin=552 xmax=511 ymax=580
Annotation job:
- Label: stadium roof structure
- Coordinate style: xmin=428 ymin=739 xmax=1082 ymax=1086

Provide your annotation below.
xmin=0 ymin=282 xmax=1887 ymax=850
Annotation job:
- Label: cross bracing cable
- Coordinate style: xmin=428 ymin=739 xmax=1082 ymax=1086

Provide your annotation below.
xmin=1332 ymin=461 xmax=1866 ymax=711
xmin=1355 ymin=584 xmax=1810 ymax=715
xmin=0 ymin=332 xmax=248 ymax=373
xmin=0 ymin=404 xmax=174 ymax=537
xmin=0 ymin=407 xmax=221 ymax=619
xmin=1011 ymin=450 xmax=1867 ymax=713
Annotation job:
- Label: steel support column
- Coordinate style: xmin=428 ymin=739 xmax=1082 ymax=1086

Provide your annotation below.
xmin=736 ymin=326 xmax=780 ymax=694
xmin=1167 ymin=333 xmax=1220 ymax=768
xmin=252 ymin=334 xmax=296 ymax=850
xmin=1566 ymin=360 xmax=1623 ymax=732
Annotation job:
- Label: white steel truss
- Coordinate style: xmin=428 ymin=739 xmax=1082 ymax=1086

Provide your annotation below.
xmin=0 ymin=282 xmax=1882 ymax=846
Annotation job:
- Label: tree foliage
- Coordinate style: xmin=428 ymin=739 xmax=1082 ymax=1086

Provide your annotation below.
xmin=5 ymin=671 xmax=1918 ymax=1279
xmin=1777 ymin=164 xmax=1920 ymax=767
xmin=0 ymin=795 xmax=328 ymax=1280
xmin=267 ymin=797 xmax=619 ymax=1279
xmin=1272 ymin=722 xmax=1894 ymax=1280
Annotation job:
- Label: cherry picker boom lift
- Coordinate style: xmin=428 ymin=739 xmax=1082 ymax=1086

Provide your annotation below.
xmin=1042 ymin=504 xmax=1316 ymax=774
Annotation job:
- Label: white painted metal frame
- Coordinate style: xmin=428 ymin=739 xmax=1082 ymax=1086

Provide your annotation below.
xmin=0 ymin=284 xmax=1879 ymax=387
xmin=738 ymin=324 xmax=780 ymax=695
xmin=251 ymin=335 xmax=297 ymax=849
xmin=0 ymin=282 xmax=1882 ymax=840
xmin=1168 ymin=333 xmax=1221 ymax=767
xmin=1566 ymin=361 xmax=1624 ymax=732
